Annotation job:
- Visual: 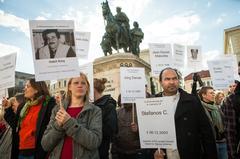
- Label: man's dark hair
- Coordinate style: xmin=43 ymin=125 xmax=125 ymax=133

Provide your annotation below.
xmin=198 ymin=86 xmax=213 ymax=101
xmin=42 ymin=29 xmax=60 ymax=41
xmin=159 ymin=67 xmax=180 ymax=82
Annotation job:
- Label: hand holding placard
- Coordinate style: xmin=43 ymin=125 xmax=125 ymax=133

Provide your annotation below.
xmin=154 ymin=149 xmax=165 ymax=159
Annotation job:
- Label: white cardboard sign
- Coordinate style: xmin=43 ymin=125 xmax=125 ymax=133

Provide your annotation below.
xmin=0 ymin=53 xmax=16 ymax=90
xmin=29 ymin=20 xmax=79 ymax=81
xmin=136 ymin=97 xmax=177 ymax=149
xmin=149 ymin=43 xmax=173 ymax=77
xmin=120 ymin=67 xmax=145 ymax=103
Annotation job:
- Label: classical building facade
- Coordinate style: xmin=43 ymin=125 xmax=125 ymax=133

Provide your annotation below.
xmin=224 ymin=25 xmax=240 ymax=62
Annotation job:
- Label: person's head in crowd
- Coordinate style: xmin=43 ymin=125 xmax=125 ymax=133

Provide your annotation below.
xmin=94 ymin=78 xmax=107 ymax=101
xmin=8 ymin=97 xmax=15 ymax=107
xmin=214 ymin=91 xmax=225 ymax=105
xmin=67 ymin=72 xmax=90 ymax=104
xmin=145 ymin=84 xmax=151 ymax=98
xmin=234 ymin=80 xmax=240 ymax=95
xmin=198 ymin=86 xmax=215 ymax=103
xmin=159 ymin=67 xmax=180 ymax=96
xmin=12 ymin=93 xmax=25 ymax=113
xmin=228 ymin=80 xmax=238 ymax=95
xmin=42 ymin=29 xmax=60 ymax=51
xmin=24 ymin=78 xmax=50 ymax=101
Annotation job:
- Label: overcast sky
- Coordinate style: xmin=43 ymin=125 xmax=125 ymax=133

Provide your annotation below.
xmin=0 ymin=0 xmax=239 ymax=74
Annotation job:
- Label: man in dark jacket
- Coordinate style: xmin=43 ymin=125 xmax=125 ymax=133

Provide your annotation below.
xmin=222 ymin=80 xmax=240 ymax=159
xmin=154 ymin=67 xmax=217 ymax=159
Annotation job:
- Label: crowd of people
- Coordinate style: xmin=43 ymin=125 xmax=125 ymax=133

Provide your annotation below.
xmin=0 ymin=68 xmax=240 ymax=159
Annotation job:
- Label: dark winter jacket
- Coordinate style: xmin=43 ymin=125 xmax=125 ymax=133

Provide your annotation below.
xmin=4 ymin=97 xmax=55 ymax=159
xmin=155 ymin=88 xmax=217 ymax=159
xmin=94 ymin=95 xmax=118 ymax=159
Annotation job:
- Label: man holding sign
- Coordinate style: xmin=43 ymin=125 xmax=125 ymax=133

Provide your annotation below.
xmin=154 ymin=68 xmax=217 ymax=159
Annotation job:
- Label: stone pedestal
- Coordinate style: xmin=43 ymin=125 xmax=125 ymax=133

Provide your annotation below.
xmin=93 ymin=53 xmax=151 ymax=101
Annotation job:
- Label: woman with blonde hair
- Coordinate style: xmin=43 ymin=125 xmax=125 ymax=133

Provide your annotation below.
xmin=215 ymin=91 xmax=225 ymax=106
xmin=41 ymin=73 xmax=102 ymax=159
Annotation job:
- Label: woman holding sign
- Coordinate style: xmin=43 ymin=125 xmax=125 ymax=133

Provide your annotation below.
xmin=41 ymin=73 xmax=102 ymax=159
xmin=3 ymin=79 xmax=55 ymax=159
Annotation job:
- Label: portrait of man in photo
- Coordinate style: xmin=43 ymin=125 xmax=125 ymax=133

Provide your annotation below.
xmin=190 ymin=49 xmax=198 ymax=60
xmin=35 ymin=29 xmax=76 ymax=60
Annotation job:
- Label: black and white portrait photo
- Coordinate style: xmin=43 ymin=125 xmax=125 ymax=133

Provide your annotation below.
xmin=33 ymin=29 xmax=76 ymax=60
xmin=190 ymin=48 xmax=198 ymax=60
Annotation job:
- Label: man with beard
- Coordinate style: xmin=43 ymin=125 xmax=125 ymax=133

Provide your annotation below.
xmin=36 ymin=29 xmax=76 ymax=59
xmin=154 ymin=67 xmax=217 ymax=159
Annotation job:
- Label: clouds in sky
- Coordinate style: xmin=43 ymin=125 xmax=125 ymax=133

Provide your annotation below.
xmin=111 ymin=0 xmax=151 ymax=20
xmin=207 ymin=1 xmax=212 ymax=8
xmin=144 ymin=11 xmax=200 ymax=47
xmin=0 ymin=10 xmax=29 ymax=37
xmin=60 ymin=6 xmax=105 ymax=59
xmin=202 ymin=49 xmax=221 ymax=68
xmin=1 ymin=0 xmax=239 ymax=74
xmin=0 ymin=2 xmax=202 ymax=60
xmin=0 ymin=42 xmax=20 ymax=56
xmin=216 ymin=13 xmax=227 ymax=25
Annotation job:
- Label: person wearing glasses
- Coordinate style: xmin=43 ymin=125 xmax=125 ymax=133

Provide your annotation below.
xmin=36 ymin=29 xmax=76 ymax=60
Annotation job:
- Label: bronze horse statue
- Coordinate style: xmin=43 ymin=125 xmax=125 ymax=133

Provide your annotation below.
xmin=101 ymin=1 xmax=131 ymax=56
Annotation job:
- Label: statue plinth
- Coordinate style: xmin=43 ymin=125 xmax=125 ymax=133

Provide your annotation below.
xmin=93 ymin=53 xmax=151 ymax=100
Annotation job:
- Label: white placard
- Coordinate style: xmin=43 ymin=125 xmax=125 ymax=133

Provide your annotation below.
xmin=79 ymin=62 xmax=94 ymax=102
xmin=149 ymin=43 xmax=173 ymax=77
xmin=75 ymin=32 xmax=90 ymax=59
xmin=187 ymin=45 xmax=202 ymax=69
xmin=0 ymin=53 xmax=16 ymax=90
xmin=173 ymin=44 xmax=185 ymax=69
xmin=120 ymin=67 xmax=145 ymax=103
xmin=207 ymin=59 xmax=234 ymax=90
xmin=221 ymin=54 xmax=240 ymax=81
xmin=0 ymin=89 xmax=9 ymax=105
xmin=136 ymin=97 xmax=177 ymax=149
xmin=29 ymin=20 xmax=79 ymax=81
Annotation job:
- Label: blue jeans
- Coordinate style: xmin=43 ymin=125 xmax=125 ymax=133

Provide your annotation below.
xmin=216 ymin=142 xmax=228 ymax=159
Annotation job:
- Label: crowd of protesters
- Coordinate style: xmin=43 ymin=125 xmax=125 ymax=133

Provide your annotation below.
xmin=0 ymin=68 xmax=240 ymax=159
